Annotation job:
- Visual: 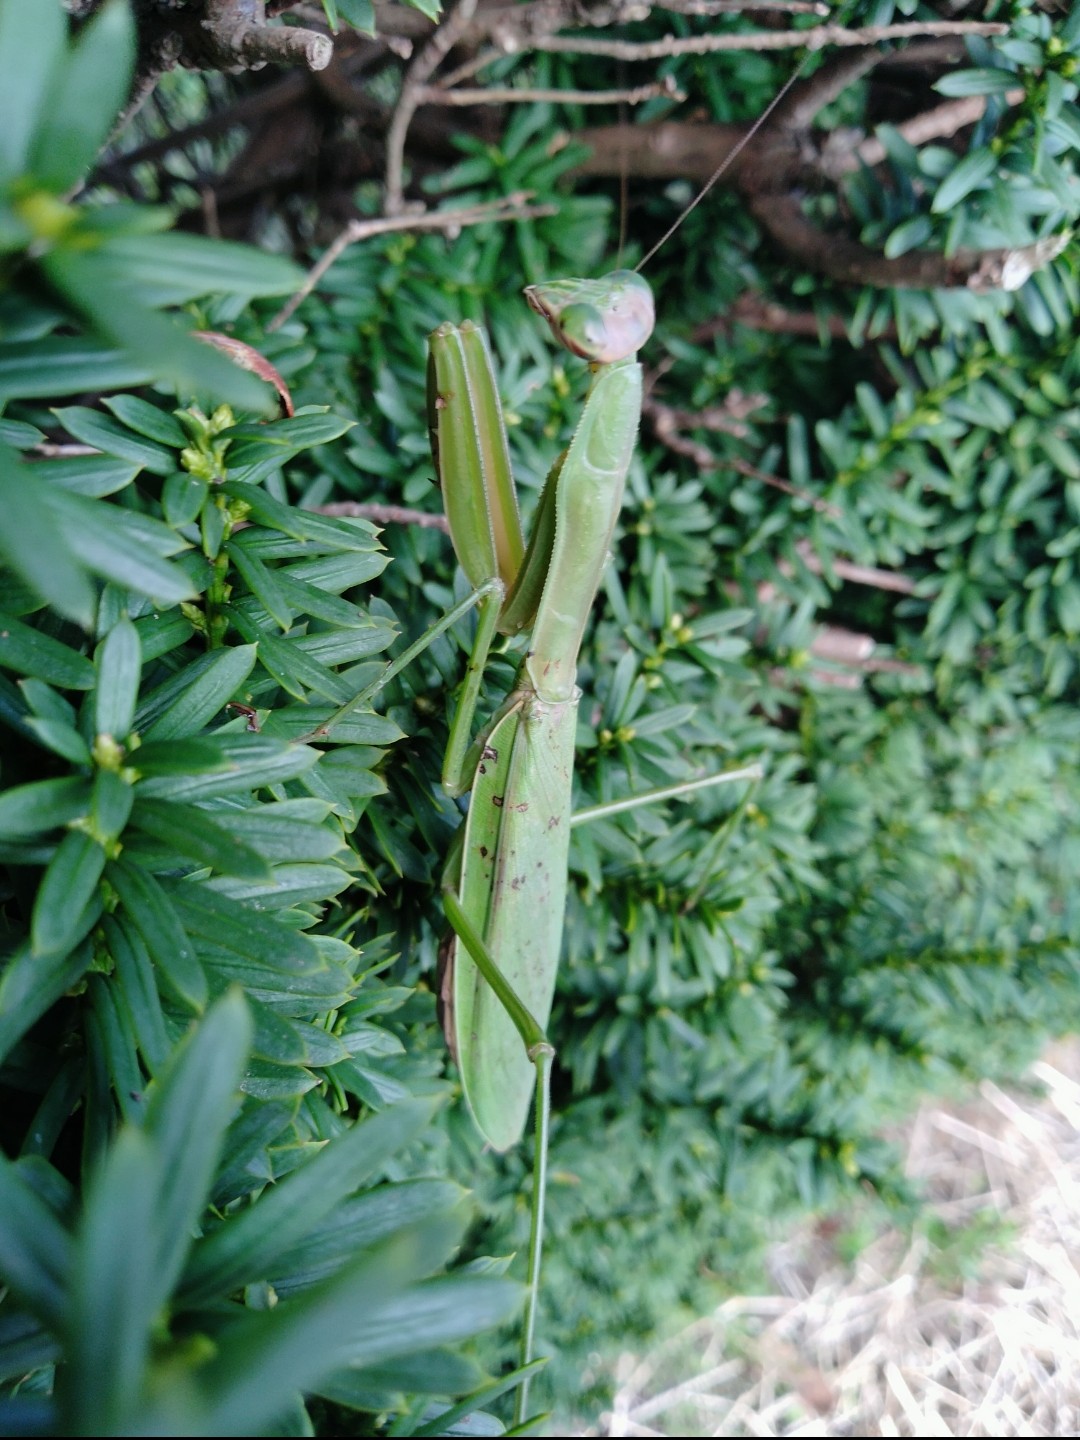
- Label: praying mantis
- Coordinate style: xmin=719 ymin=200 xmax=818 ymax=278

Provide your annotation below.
xmin=421 ymin=270 xmax=761 ymax=1416
xmin=428 ymin=270 xmax=655 ymax=1155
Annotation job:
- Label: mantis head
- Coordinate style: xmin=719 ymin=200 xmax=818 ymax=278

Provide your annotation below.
xmin=524 ymin=269 xmax=654 ymax=364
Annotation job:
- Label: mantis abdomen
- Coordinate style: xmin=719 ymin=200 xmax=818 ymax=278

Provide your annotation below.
xmin=448 ymin=690 xmax=576 ymax=1151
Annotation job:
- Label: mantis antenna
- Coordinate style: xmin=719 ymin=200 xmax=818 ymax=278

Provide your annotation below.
xmin=636 ymin=55 xmax=810 ymax=273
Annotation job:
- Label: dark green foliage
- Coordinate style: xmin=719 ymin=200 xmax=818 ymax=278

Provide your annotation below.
xmin=0 ymin=11 xmax=531 ymax=1432
xmin=0 ymin=0 xmax=305 ymax=628
xmin=4 ymin=0 xmax=1080 ymax=1430
xmin=0 ymin=342 xmax=524 ymax=1430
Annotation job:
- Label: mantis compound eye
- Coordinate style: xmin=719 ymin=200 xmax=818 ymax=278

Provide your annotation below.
xmin=556 ymin=303 xmax=608 ymax=360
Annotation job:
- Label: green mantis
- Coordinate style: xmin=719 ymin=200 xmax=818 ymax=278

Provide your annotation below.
xmin=427 ymin=270 xmax=655 ymax=1155
xmin=423 ymin=272 xmax=760 ymax=1416
xmin=426 ymin=273 xmax=653 ymax=1413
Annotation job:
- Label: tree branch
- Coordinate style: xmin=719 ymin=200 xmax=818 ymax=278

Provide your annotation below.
xmin=310 ymin=502 xmax=450 ymax=530
xmin=790 ymin=542 xmax=916 ymax=595
xmin=267 ymin=193 xmax=557 ymax=330
xmin=122 ymin=0 xmax=333 ymax=81
xmin=692 ymin=295 xmax=887 ymax=343
xmin=645 ymin=394 xmax=842 ymax=516
xmin=421 ymin=75 xmax=682 ymax=105
xmin=660 ymin=0 xmax=829 ymax=13
xmin=201 ymin=0 xmax=333 ymax=70
xmin=527 ymin=18 xmax=1007 ymax=60
xmin=576 ymin=34 xmax=1065 ymax=298
xmin=763 ymin=47 xmax=880 ymax=134
xmin=830 ymin=90 xmax=1026 ymax=178
xmin=747 ymin=192 xmax=1069 ymax=292
xmin=574 ymin=120 xmax=751 ymax=184
xmin=384 ymin=0 xmax=479 ymax=214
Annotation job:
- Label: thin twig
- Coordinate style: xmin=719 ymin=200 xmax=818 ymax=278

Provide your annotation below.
xmin=310 ymin=502 xmax=450 ymax=531
xmin=419 ymin=76 xmax=683 ymax=105
xmin=30 ymin=443 xmax=101 ymax=458
xmin=646 ymin=396 xmax=842 ymax=516
xmin=384 ymin=0 xmax=479 ymax=215
xmin=660 ymin=0 xmax=829 ymax=12
xmin=432 ymin=0 xmax=829 ymax=83
xmin=436 ymin=49 xmax=498 ymax=89
xmin=438 ymin=43 xmax=504 ymax=83
xmin=791 ymin=542 xmax=916 ymax=595
xmin=693 ymin=295 xmax=879 ymax=342
xmin=267 ymin=193 xmax=554 ymax=331
xmin=529 ymin=19 xmax=1007 ymax=61
xmin=646 ymin=393 xmax=767 ymax=441
xmin=731 ymin=456 xmax=841 ymax=516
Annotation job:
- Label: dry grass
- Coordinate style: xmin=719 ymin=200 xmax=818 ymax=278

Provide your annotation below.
xmin=588 ymin=1041 xmax=1080 ymax=1438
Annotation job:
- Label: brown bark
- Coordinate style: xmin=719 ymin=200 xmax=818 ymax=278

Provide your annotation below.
xmin=576 ymin=41 xmax=1066 ymax=294
xmin=748 ymin=193 xmax=1069 ymax=292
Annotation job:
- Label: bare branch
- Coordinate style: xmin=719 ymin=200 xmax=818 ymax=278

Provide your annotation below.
xmin=203 ymin=1 xmax=334 ymax=71
xmin=31 ymin=444 xmax=101 ymax=458
xmin=791 ymin=542 xmax=916 ymax=595
xmin=384 ymin=0 xmax=479 ymax=215
xmin=526 ymin=18 xmax=1007 ymax=60
xmin=660 ymin=0 xmax=828 ymax=13
xmin=728 ymin=456 xmax=840 ymax=516
xmin=577 ymin=30 xmax=1066 ymax=302
xmin=267 ymin=193 xmax=556 ymax=330
xmin=832 ymin=90 xmax=1026 ymax=177
xmin=575 ymin=120 xmax=749 ymax=184
xmin=748 ymin=192 xmax=1070 ymax=292
xmin=571 ymin=46 xmax=956 ymax=185
xmin=421 ymin=75 xmax=683 ymax=105
xmin=645 ymin=395 xmax=841 ymax=516
xmin=435 ymin=49 xmax=500 ymax=89
xmin=646 ymin=393 xmax=766 ymax=443
xmin=150 ymin=0 xmax=333 ymax=72
xmin=311 ymin=502 xmax=451 ymax=531
xmin=475 ymin=0 xmax=656 ymax=53
xmin=762 ymin=47 xmax=879 ymax=134
xmin=693 ymin=295 xmax=883 ymax=343
xmin=808 ymin=624 xmax=875 ymax=664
